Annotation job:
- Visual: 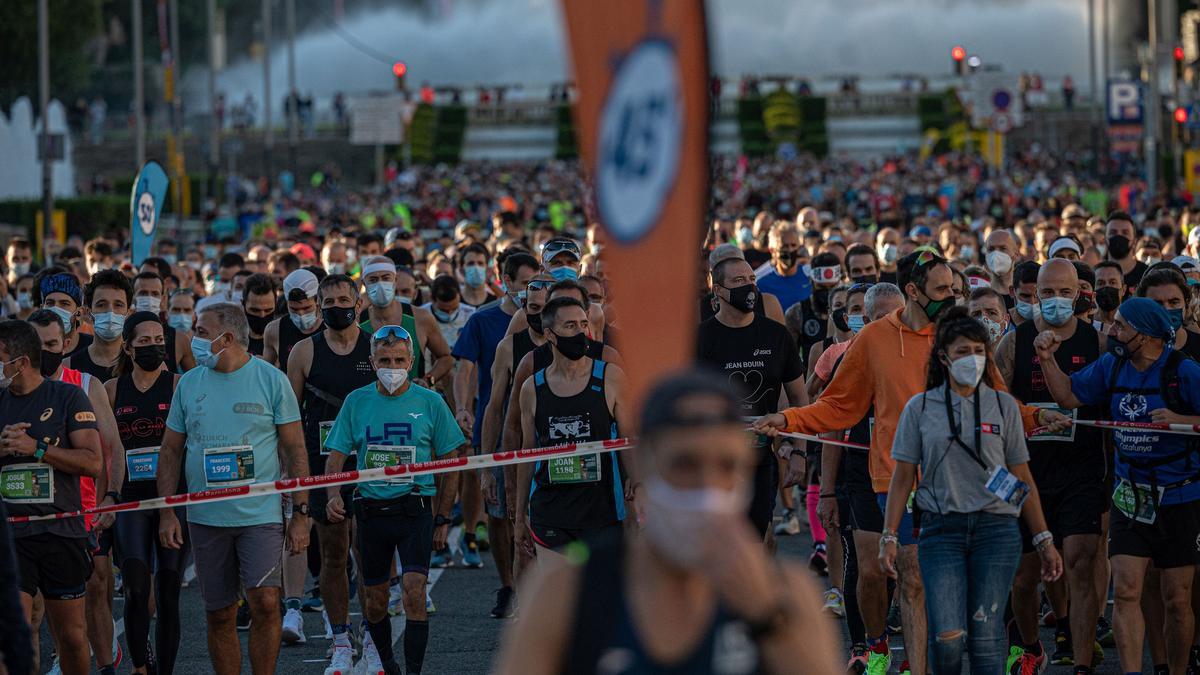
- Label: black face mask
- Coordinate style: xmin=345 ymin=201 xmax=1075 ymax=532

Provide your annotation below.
xmin=246 ymin=312 xmax=273 ymax=335
xmin=832 ymin=307 xmax=850 ymax=333
xmin=527 ymin=311 xmax=544 ymax=334
xmin=720 ymin=283 xmax=758 ymax=314
xmin=322 ymin=306 xmax=357 ymax=331
xmin=1106 ymin=234 xmax=1131 ymax=260
xmin=39 ymin=349 xmax=63 ymax=377
xmin=1074 ymin=291 xmax=1095 ymax=316
xmin=851 ymin=274 xmax=878 ymax=285
xmin=812 ymin=288 xmax=831 ymax=316
xmin=776 ymin=250 xmax=798 ymax=267
xmin=1095 ymin=286 xmax=1121 ymax=312
xmin=132 ymin=344 xmax=166 ymax=372
xmin=551 ymin=331 xmax=589 ymax=361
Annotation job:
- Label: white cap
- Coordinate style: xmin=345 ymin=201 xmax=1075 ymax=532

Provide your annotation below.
xmin=708 ymin=243 xmax=745 ymax=269
xmin=1173 ymin=255 xmax=1200 ymax=271
xmin=283 ymin=269 xmax=319 ymax=299
xmin=195 ymin=293 xmax=232 ymax=313
xmin=1048 ymin=237 xmax=1082 ymax=258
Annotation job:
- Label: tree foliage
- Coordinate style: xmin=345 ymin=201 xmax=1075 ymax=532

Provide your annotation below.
xmin=0 ymin=0 xmax=103 ymax=111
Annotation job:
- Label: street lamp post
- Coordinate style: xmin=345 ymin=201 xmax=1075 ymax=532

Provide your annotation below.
xmin=38 ymin=0 xmax=52 ymax=261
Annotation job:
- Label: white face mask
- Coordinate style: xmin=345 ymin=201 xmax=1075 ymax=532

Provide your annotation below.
xmin=377 ymin=367 xmax=408 ymax=393
xmin=879 ymin=243 xmax=898 ymax=264
xmin=134 ymin=296 xmax=161 ymax=314
xmin=641 ymin=477 xmax=748 ymax=568
xmin=949 ymin=354 xmax=987 ymax=388
xmin=290 ymin=311 xmax=318 ymax=331
xmin=985 ymin=250 xmax=1013 ymax=276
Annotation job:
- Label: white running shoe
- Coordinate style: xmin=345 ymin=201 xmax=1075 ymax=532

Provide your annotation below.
xmin=822 ymin=588 xmax=846 ymax=618
xmin=387 ymin=583 xmax=404 ymax=616
xmin=773 ymin=509 xmax=801 ymax=536
xmin=324 ymin=641 xmax=354 ymax=675
xmin=356 ymin=631 xmax=385 ymax=675
xmin=281 ymin=607 xmax=307 ymax=644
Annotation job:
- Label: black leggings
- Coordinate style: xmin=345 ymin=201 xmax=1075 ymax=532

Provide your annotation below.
xmin=114 ymin=508 xmax=189 ymax=673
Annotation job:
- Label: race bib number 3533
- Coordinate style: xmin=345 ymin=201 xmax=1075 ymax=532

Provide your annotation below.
xmin=1 ymin=463 xmax=54 ymax=504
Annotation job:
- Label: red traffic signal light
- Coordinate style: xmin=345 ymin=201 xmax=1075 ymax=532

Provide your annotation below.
xmin=1175 ymin=106 xmax=1189 ymax=124
xmin=951 ymin=45 xmax=966 ymax=62
xmin=392 ymin=62 xmax=407 ymax=78
xmin=1176 ymin=46 xmax=1186 ymax=62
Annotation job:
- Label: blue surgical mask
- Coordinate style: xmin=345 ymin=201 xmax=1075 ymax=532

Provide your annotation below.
xmin=736 ymin=227 xmax=754 ymax=247
xmin=1016 ymin=300 xmax=1035 ymax=321
xmin=191 ymin=332 xmax=227 ymax=369
xmin=161 ymin=254 xmax=177 ymax=265
xmin=847 ymin=314 xmax=866 ymax=334
xmin=398 ymin=295 xmax=412 ymax=305
xmin=47 ymin=305 xmax=74 ymax=334
xmin=289 ymin=311 xmax=318 ymax=331
xmin=366 ymin=282 xmax=395 ymax=308
xmin=464 ymin=266 xmax=488 ymax=288
xmin=1168 ymin=308 xmax=1185 ymax=331
xmin=548 ymin=266 xmax=578 ymax=282
xmin=1038 ymin=297 xmax=1074 ymax=327
xmin=168 ymin=313 xmax=193 ymax=332
xmin=16 ymin=292 xmax=32 ymax=310
xmin=433 ymin=307 xmax=457 ymax=323
xmin=93 ymin=311 xmax=126 ymax=341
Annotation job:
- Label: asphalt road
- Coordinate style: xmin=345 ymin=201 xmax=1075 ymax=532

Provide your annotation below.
xmin=37 ymin=518 xmax=1152 ymax=674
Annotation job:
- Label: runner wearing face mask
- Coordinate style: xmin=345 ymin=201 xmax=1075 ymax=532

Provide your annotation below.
xmin=876 ymin=228 xmax=901 ymax=285
xmin=132 ymin=273 xmax=191 ymax=372
xmin=697 ymin=258 xmax=807 ymax=539
xmin=264 ymin=269 xmax=324 ymax=370
xmin=457 ymin=243 xmax=496 ymax=308
xmin=286 ymin=274 xmax=376 ymax=673
xmin=1010 ymin=260 xmax=1042 ymax=327
xmin=66 ymin=270 xmax=133 ymax=383
xmin=994 ymin=259 xmax=1105 ymax=671
xmin=756 ymin=221 xmax=813 ymax=313
xmin=1137 ymin=267 xmax=1200 ymax=361
xmin=541 ymin=238 xmax=583 ymax=283
xmin=241 ymin=273 xmax=278 ymax=358
xmin=423 ymin=275 xmax=475 ymax=356
xmin=790 ymin=251 xmax=843 ymax=367
xmin=35 ymin=270 xmax=90 ymax=357
xmin=984 ymin=229 xmax=1019 ymax=310
xmin=754 ymin=251 xmax=1069 ymax=675
xmin=495 ymin=369 xmax=838 ymax=675
xmin=968 ymin=287 xmax=1010 ymax=346
xmin=1105 ymin=211 xmax=1148 ymax=294
xmin=323 ymin=325 xmax=467 ymax=675
xmin=515 ymin=297 xmax=635 ymax=562
xmin=104 ymin=312 xmax=186 ymax=675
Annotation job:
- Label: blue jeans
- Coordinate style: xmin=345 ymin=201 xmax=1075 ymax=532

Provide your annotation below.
xmin=917 ymin=511 xmax=1021 ymax=675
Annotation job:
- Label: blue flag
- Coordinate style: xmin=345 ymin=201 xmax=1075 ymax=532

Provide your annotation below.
xmin=130 ymin=161 xmax=168 ymax=267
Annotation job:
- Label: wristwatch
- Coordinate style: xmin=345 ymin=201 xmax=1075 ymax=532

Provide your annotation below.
xmin=104 ymin=491 xmax=120 ymax=503
xmin=294 ymin=503 xmax=310 ymax=517
xmin=34 ymin=439 xmax=48 ymax=461
xmin=434 ymin=514 xmax=453 ymax=527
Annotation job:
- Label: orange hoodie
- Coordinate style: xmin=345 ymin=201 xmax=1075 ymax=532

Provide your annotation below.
xmin=782 ymin=307 xmax=1037 ymax=493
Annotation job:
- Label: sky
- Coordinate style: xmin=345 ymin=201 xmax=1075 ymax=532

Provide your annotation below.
xmin=200 ymin=0 xmax=1120 ymax=103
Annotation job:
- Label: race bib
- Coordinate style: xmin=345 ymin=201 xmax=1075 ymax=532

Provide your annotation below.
xmin=203 ymin=445 xmax=255 ymax=488
xmin=363 ymin=445 xmax=415 ymax=485
xmin=1112 ymin=478 xmax=1163 ymax=525
xmin=1 ymin=463 xmax=54 ymax=504
xmin=319 ymin=421 xmax=334 ymax=456
xmin=1028 ymin=403 xmax=1076 ymax=442
xmin=126 ymin=446 xmax=160 ymax=482
xmin=985 ymin=466 xmax=1030 ymax=509
xmin=548 ymin=453 xmax=601 ymax=484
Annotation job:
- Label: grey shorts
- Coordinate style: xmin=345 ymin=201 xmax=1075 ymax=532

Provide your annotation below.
xmin=189 ymin=522 xmax=284 ymax=611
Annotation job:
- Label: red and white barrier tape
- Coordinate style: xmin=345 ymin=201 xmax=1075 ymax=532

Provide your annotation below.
xmin=7 ymin=438 xmax=634 ymax=524
xmin=1026 ymin=418 xmax=1200 ymax=438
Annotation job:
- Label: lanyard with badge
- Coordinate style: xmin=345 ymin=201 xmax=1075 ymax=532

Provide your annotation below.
xmin=946 ymin=385 xmax=1029 ymax=510
xmin=363 ymin=445 xmax=416 ymax=485
xmin=203 ymin=445 xmax=255 ymax=487
xmin=126 ymin=446 xmax=160 ymax=482
xmin=0 ymin=463 xmax=54 ymax=504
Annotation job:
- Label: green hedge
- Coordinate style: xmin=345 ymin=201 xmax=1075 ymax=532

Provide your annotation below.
xmin=736 ymin=97 xmax=770 ymax=158
xmin=554 ymin=104 xmax=578 ymax=160
xmin=0 ymin=196 xmax=129 ymax=240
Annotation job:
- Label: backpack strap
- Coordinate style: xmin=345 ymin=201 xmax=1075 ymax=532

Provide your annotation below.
xmin=1161 ymin=349 xmax=1193 ymax=415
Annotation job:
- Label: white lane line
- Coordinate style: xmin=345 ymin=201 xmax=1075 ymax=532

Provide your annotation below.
xmin=391 ymin=525 xmax=460 ymax=647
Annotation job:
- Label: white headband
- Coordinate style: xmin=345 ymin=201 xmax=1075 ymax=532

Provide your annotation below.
xmin=362 ymin=259 xmax=397 ymax=277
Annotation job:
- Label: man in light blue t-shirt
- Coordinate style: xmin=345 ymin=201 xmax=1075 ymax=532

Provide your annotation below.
xmin=324 ymin=324 xmax=467 ymax=675
xmin=157 ymin=303 xmax=310 ymax=675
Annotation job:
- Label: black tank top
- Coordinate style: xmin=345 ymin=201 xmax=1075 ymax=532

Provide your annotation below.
xmin=530 ymin=360 xmax=625 ymax=530
xmin=1011 ymin=319 xmax=1103 ymax=485
xmin=279 ymin=315 xmax=317 ymax=372
xmin=831 ymin=352 xmax=873 ymax=492
xmin=531 ymin=338 xmax=606 ymax=373
xmin=512 ymin=329 xmax=539 ymax=376
xmin=564 ymin=536 xmax=765 ymax=675
xmin=113 ymin=370 xmax=178 ymax=502
xmin=302 ymin=330 xmax=376 ymax=471
xmin=72 ymin=344 xmax=118 ymax=382
xmin=249 ymin=334 xmax=265 ymax=357
xmin=164 ymin=324 xmax=179 ymax=372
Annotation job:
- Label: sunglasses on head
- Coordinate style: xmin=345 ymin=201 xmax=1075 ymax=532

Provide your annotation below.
xmin=372 ymin=325 xmax=412 ymax=343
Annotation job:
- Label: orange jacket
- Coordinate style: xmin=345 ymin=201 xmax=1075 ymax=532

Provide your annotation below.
xmin=783 ymin=308 xmax=1037 ymax=492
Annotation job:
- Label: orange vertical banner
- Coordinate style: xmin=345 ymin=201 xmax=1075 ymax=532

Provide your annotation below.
xmin=560 ymin=0 xmax=710 ymax=421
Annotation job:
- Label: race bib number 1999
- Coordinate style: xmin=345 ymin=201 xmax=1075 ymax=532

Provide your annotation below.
xmin=203 ymin=445 xmax=255 ymax=488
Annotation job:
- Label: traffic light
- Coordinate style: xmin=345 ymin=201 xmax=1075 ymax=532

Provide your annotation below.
xmin=951 ymin=45 xmax=966 ymax=76
xmin=1175 ymin=105 xmax=1188 ymax=125
xmin=1175 ymin=45 xmax=1186 ymax=81
xmin=393 ymin=61 xmax=408 ymax=91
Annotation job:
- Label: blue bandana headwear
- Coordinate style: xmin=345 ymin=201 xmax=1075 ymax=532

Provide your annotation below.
xmin=1118 ymin=297 xmax=1175 ymax=341
xmin=39 ymin=273 xmax=82 ymax=306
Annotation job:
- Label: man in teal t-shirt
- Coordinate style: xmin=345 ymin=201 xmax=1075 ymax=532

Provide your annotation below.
xmin=324 ymin=324 xmax=466 ymax=675
xmin=157 ymin=302 xmax=311 ymax=675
